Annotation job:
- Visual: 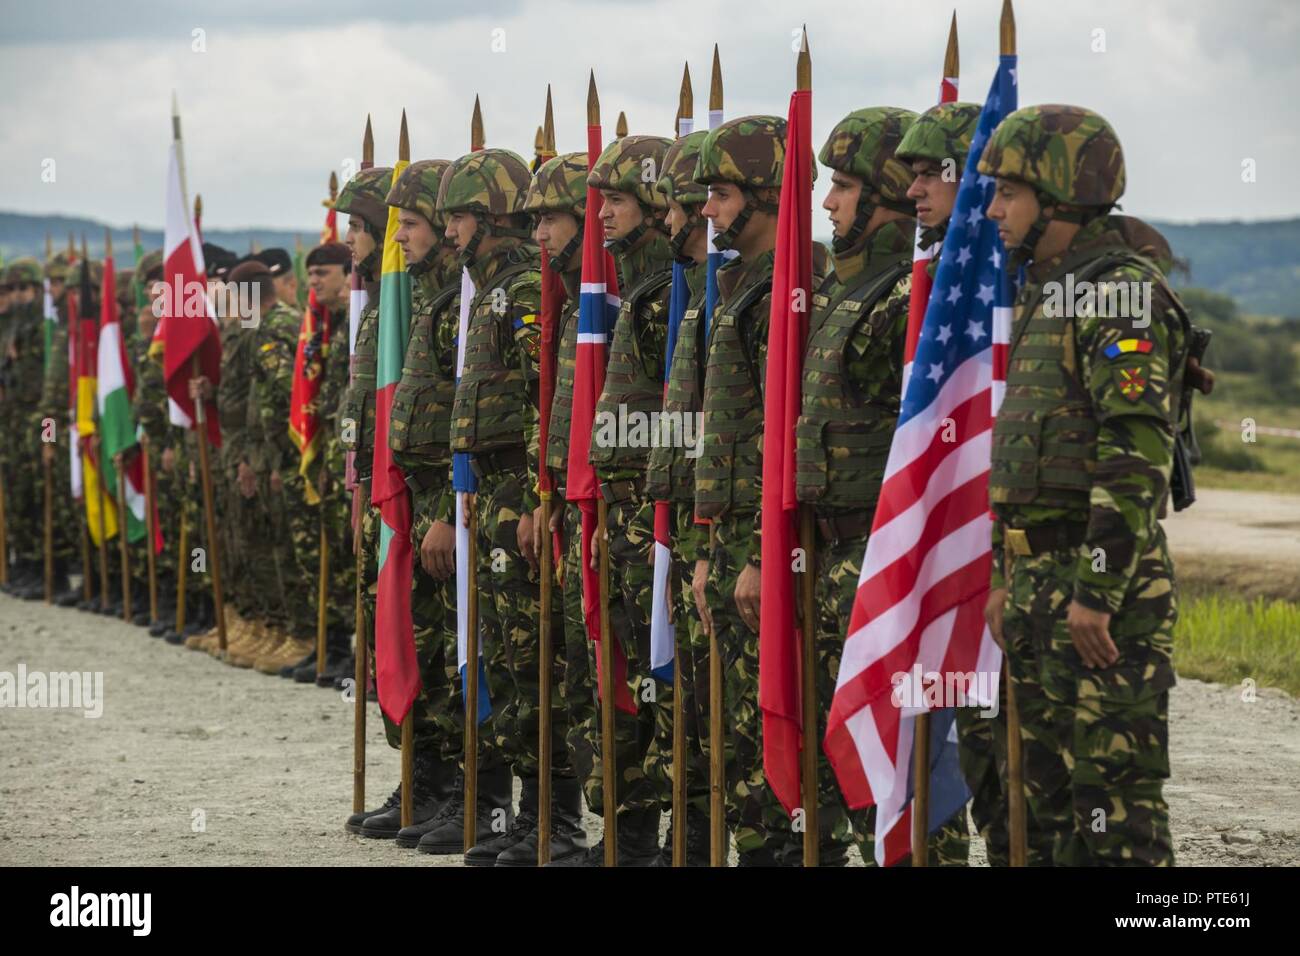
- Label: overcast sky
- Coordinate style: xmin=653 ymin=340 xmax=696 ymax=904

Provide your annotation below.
xmin=2 ymin=0 xmax=1297 ymax=231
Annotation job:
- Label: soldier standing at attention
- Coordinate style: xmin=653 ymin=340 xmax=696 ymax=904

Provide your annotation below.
xmin=981 ymin=105 xmax=1188 ymax=867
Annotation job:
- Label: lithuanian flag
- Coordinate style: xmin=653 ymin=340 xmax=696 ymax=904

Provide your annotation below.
xmin=369 ymin=139 xmax=419 ymax=725
xmin=74 ymin=257 xmax=118 ymax=547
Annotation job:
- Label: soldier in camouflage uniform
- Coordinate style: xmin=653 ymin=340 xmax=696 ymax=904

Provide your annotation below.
xmin=981 ymin=105 xmax=1190 ymax=866
xmin=643 ymin=129 xmax=717 ymax=865
xmin=798 ymin=106 xmax=970 ymax=866
xmin=690 ymin=116 xmax=795 ymax=865
xmin=524 ymin=151 xmax=602 ymax=861
xmin=351 ymin=160 xmax=465 ymax=844
xmin=896 ymin=100 xmax=1009 ymax=866
xmin=0 ymin=259 xmax=49 ymax=596
xmin=438 ymin=147 xmax=554 ymax=863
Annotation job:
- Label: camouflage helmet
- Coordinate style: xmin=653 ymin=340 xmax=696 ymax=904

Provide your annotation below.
xmin=588 ymin=135 xmax=672 ymax=210
xmin=657 ymin=130 xmax=710 ymax=261
xmin=656 ymin=130 xmax=710 ymax=207
xmin=523 ymin=151 xmax=588 ymax=218
xmin=524 ymin=151 xmax=589 ymax=273
xmin=137 ymin=249 xmax=164 ymax=283
xmin=896 ymin=101 xmax=983 ymax=171
xmin=436 ymin=148 xmax=532 ymax=218
xmin=334 ymin=166 xmax=396 ymax=236
xmin=386 ymin=159 xmax=453 ymax=228
xmin=819 ymin=106 xmax=918 ymax=252
xmin=4 ymin=257 xmax=43 ymax=287
xmin=694 ymin=115 xmax=786 ymax=191
xmin=45 ymin=250 xmax=75 ymax=282
xmin=977 ymin=104 xmax=1126 ymax=209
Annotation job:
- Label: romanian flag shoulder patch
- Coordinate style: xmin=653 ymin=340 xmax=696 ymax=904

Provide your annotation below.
xmin=1103 ymin=338 xmax=1154 ymax=360
xmin=513 ymin=312 xmax=538 ymax=331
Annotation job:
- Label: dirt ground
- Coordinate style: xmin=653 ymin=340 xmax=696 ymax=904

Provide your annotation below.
xmin=1164 ymin=487 xmax=1300 ymax=601
xmin=1 ymin=584 xmax=1296 ymax=866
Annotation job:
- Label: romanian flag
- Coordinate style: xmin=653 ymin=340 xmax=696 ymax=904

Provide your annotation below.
xmin=758 ymin=77 xmax=812 ymax=816
xmin=75 ymin=258 xmax=119 ymax=547
xmin=370 ymin=156 xmax=419 ymax=726
xmin=568 ymin=120 xmax=634 ymax=715
xmin=96 ymin=253 xmax=154 ymax=548
xmin=290 ymin=202 xmax=339 ymax=504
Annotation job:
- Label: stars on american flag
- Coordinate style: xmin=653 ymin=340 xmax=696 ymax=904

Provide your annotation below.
xmin=976 ymin=284 xmax=995 ymax=306
xmin=936 ymin=324 xmax=952 ymax=345
xmin=955 ymin=245 xmax=972 ymax=267
xmin=966 ymin=319 xmax=986 ymax=341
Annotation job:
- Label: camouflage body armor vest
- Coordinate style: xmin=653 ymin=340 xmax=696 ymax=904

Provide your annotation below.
xmin=390 ymin=281 xmax=459 ymax=466
xmin=695 ymin=271 xmax=773 ymax=519
xmin=989 ymin=246 xmax=1186 ymax=511
xmin=450 ymin=258 xmax=538 ymax=454
xmin=545 ymin=296 xmax=580 ymax=480
xmin=795 ymin=257 xmax=911 ymax=512
xmin=589 ymin=269 xmax=673 ymax=471
xmin=218 ymin=322 xmax=253 ymax=452
xmin=341 ymin=302 xmax=379 ymax=479
xmin=644 ymin=289 xmax=706 ymax=502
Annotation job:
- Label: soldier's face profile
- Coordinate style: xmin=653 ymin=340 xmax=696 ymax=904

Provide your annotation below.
xmin=345 ymin=215 xmax=376 ymax=264
xmin=599 ymin=189 xmax=643 ymax=242
xmin=445 ymin=211 xmax=478 ymax=252
xmin=534 ymin=210 xmax=578 ymax=257
xmin=307 ymin=264 xmax=347 ymax=304
xmin=908 ymin=159 xmax=958 ymax=228
xmin=394 ymin=210 xmax=437 ymax=265
xmin=987 ymin=177 xmax=1038 ymax=250
xmin=702 ymin=182 xmax=744 ymax=234
xmin=823 ymin=171 xmax=863 ymax=239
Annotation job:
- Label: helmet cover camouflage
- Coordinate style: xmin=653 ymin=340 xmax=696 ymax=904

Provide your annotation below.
xmin=334 ymin=166 xmax=396 ymax=235
xmin=436 ymin=148 xmax=533 ymax=217
xmin=588 ymin=135 xmax=673 ymax=210
xmin=137 ymin=249 xmax=164 ymax=283
xmin=818 ymin=106 xmax=918 ymax=205
xmin=895 ymin=101 xmax=983 ymax=171
xmin=656 ymin=130 xmax=710 ymax=206
xmin=5 ymin=257 xmax=43 ymax=286
xmin=386 ymin=159 xmax=453 ymax=227
xmin=44 ymin=250 xmax=75 ymax=281
xmin=523 ymin=151 xmax=589 ymax=217
xmin=693 ymin=115 xmax=787 ymax=191
xmin=977 ymin=104 xmax=1126 ymax=208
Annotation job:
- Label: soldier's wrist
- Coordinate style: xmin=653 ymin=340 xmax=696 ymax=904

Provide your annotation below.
xmin=1071 ymin=583 xmax=1120 ymax=615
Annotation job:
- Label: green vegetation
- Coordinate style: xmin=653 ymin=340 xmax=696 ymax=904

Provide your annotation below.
xmin=1175 ymin=592 xmax=1300 ymax=697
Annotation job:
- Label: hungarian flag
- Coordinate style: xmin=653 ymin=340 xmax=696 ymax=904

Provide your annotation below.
xmin=568 ymin=121 xmax=634 ymax=715
xmin=160 ymin=127 xmax=221 ymax=447
xmin=370 ymin=156 xmax=420 ymax=725
xmin=96 ymin=253 xmax=155 ymax=548
xmin=75 ymin=257 xmax=118 ymax=546
xmin=903 ymin=67 xmax=960 ymax=388
xmin=758 ymin=82 xmax=813 ymax=815
xmin=290 ymin=202 xmax=339 ymax=504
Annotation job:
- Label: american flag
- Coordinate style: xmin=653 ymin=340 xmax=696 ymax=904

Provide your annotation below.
xmin=823 ymin=53 xmax=1016 ymax=866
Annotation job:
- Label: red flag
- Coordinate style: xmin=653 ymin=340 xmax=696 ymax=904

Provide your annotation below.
xmin=290 ymin=194 xmax=338 ymax=504
xmin=758 ymin=85 xmax=813 ymax=815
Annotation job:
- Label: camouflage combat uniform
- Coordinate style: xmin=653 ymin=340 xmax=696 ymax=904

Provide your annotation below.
xmin=2 ymin=261 xmax=50 ymax=575
xmin=981 ymin=105 xmax=1184 ymax=867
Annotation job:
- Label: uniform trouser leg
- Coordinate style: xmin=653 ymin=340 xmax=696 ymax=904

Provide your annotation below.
xmin=10 ymin=412 xmax=43 ymax=562
xmin=409 ymin=504 xmax=463 ymax=765
xmin=1003 ymin=530 xmax=1176 ymax=867
xmin=956 ymin=682 xmax=1010 ymax=866
xmin=476 ymin=470 xmax=568 ymax=780
xmin=560 ymin=504 xmax=598 ymax=808
xmin=579 ymin=492 xmax=657 ymax=816
xmin=47 ymin=435 xmax=76 ymax=566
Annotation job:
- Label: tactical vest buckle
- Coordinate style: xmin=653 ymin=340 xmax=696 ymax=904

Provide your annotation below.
xmin=1005 ymin=528 xmax=1032 ymax=557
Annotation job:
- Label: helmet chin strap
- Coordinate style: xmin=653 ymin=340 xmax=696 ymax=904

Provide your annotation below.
xmin=669 ymin=207 xmax=705 ymax=263
xmin=918 ymin=219 xmax=948 ymax=250
xmin=1009 ymin=190 xmax=1058 ymax=269
xmin=711 ymin=190 xmax=758 ymax=252
xmin=548 ymin=227 xmax=584 ymax=273
xmin=604 ymin=203 xmax=659 ymax=257
xmin=456 ymin=216 xmax=490 ymax=270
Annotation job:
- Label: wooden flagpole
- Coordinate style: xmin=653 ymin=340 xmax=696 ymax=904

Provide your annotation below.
xmin=352 ymin=114 xmax=374 ymax=817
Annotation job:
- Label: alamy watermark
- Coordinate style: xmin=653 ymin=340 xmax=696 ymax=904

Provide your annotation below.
xmin=151 ymin=274 xmax=262 ymax=328
xmin=1042 ymin=274 xmax=1152 ymax=328
xmin=593 ymin=404 xmax=703 ymax=457
xmin=891 ymin=663 xmax=999 ymax=718
xmin=0 ymin=663 xmax=103 ymax=718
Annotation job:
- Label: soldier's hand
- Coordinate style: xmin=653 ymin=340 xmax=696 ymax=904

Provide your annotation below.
xmin=188 ymin=375 xmax=212 ymax=401
xmin=161 ymin=447 xmax=176 ymax=472
xmin=531 ymin=505 xmax=546 ymax=563
xmin=237 ymin=461 xmax=258 ymax=499
xmin=733 ymin=562 xmax=761 ymax=634
xmin=985 ymin=587 xmax=1008 ymax=651
xmin=518 ymin=510 xmax=538 ymax=573
xmin=1186 ymin=355 xmax=1215 ymax=395
xmin=692 ymin=559 xmax=714 ymax=637
xmin=588 ymin=522 xmax=608 ymax=572
xmin=462 ymin=492 xmax=476 ymax=528
xmin=1067 ymin=601 xmax=1118 ymax=669
xmin=421 ymin=520 xmax=456 ymax=580
xmin=269 ymin=470 xmax=283 ymax=494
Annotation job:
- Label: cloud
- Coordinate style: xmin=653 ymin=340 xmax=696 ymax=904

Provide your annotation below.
xmin=1 ymin=0 xmax=1296 ymax=229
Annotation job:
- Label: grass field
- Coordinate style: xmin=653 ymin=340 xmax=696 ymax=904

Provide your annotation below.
xmin=1175 ymin=591 xmax=1300 ymax=697
xmin=1188 ymin=370 xmax=1300 ymax=495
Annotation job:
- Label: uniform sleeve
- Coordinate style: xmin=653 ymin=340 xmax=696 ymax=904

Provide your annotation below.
xmin=36 ymin=324 xmax=69 ymax=422
xmin=745 ymin=292 xmax=774 ymax=569
xmin=507 ymin=277 xmax=542 ymax=512
xmin=257 ymin=312 xmax=301 ymax=474
xmin=1072 ymin=274 xmax=1181 ymax=613
xmin=990 ymin=521 xmax=1006 ymax=591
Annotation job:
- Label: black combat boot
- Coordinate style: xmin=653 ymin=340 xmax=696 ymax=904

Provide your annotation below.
xmin=360 ymin=751 xmax=455 ymax=840
xmin=418 ymin=766 xmax=515 ymax=856
xmin=651 ymin=807 xmax=713 ymax=867
xmin=495 ymin=776 xmax=589 ymax=867
xmin=345 ymin=783 xmax=401 ymax=835
xmin=389 ymin=754 xmax=458 ymax=848
xmin=465 ymin=775 xmax=540 ymax=867
xmin=5 ymin=562 xmax=40 ymax=596
xmin=315 ymin=645 xmax=354 ymax=688
xmin=547 ymin=806 xmax=661 ymax=867
xmin=280 ymin=648 xmax=314 ymax=679
xmin=182 ymin=596 xmax=213 ymax=635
